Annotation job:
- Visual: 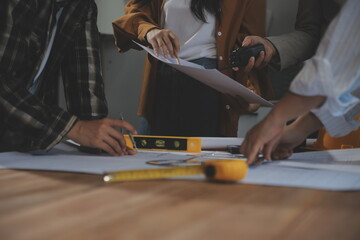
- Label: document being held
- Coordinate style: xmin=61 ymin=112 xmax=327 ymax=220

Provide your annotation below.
xmin=135 ymin=42 xmax=273 ymax=107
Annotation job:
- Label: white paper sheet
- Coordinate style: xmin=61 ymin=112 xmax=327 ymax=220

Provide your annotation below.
xmin=1 ymin=143 xmax=360 ymax=191
xmin=271 ymin=149 xmax=360 ymax=174
xmin=0 ymin=143 xmax=194 ymax=174
xmin=243 ymin=164 xmax=360 ymax=191
xmin=242 ymin=149 xmax=360 ymax=190
xmin=66 ymin=137 xmax=243 ymax=151
xmin=136 ymin=42 xmax=273 ymax=107
xmin=201 ymin=137 xmax=243 ymax=149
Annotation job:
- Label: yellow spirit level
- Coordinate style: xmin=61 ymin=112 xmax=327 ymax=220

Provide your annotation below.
xmin=124 ymin=135 xmax=202 ymax=153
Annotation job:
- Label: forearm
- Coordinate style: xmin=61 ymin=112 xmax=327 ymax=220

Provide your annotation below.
xmin=266 ymin=92 xmax=326 ymax=126
xmin=288 ymin=112 xmax=323 ymax=138
xmin=0 ymin=74 xmax=77 ymax=150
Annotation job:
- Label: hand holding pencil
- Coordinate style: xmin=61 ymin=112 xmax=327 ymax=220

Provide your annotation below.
xmin=146 ymin=28 xmax=181 ymax=64
xmin=66 ymin=118 xmax=137 ymax=156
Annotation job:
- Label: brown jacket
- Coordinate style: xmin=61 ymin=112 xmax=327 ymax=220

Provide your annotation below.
xmin=113 ymin=0 xmax=273 ymax=136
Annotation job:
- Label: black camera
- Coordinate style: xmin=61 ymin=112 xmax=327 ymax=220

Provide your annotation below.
xmin=219 ymin=43 xmax=265 ymax=70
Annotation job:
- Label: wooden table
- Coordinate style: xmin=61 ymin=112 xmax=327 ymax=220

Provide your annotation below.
xmin=1 ymin=169 xmax=360 ymax=240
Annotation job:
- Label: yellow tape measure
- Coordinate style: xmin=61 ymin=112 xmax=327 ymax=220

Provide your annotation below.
xmin=103 ymin=160 xmax=247 ymax=183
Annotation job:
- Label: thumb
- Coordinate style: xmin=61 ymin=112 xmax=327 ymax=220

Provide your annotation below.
xmin=242 ymin=36 xmax=253 ymax=47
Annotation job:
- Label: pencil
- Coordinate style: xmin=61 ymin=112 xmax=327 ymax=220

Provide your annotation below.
xmin=119 ymin=113 xmax=125 ymax=134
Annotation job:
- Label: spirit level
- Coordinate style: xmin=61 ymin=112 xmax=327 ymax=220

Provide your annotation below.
xmin=124 ymin=135 xmax=202 ymax=152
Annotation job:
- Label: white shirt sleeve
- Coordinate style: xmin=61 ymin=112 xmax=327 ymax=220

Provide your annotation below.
xmin=289 ymin=0 xmax=360 ymax=137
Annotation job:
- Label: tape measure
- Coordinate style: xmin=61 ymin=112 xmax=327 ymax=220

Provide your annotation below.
xmin=103 ymin=159 xmax=247 ymax=183
xmin=124 ymin=135 xmax=202 ymax=153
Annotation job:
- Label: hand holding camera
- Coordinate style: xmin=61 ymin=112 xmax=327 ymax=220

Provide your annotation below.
xmin=219 ymin=44 xmax=264 ymax=71
xmin=220 ymin=36 xmax=277 ymax=72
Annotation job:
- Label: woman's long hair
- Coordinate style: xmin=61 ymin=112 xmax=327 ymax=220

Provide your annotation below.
xmin=133 ymin=0 xmax=221 ymax=22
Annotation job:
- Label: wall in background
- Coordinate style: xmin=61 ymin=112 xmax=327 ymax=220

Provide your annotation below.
xmin=266 ymin=0 xmax=301 ymax=100
xmin=96 ymin=0 xmax=144 ymax=129
xmin=100 ymin=36 xmax=145 ymax=127
xmin=95 ymin=0 xmax=125 ymax=34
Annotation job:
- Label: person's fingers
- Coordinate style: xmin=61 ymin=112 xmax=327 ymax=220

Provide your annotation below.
xmin=126 ymin=147 xmax=137 ymax=155
xmin=67 ymin=119 xmax=139 ymax=156
xmin=242 ymin=37 xmax=251 ymax=47
xmin=149 ymin=39 xmax=160 ymax=56
xmin=279 ymin=150 xmax=293 ymax=159
xmin=243 ymin=36 xmax=265 ymax=47
xmin=242 ymin=36 xmax=256 ymax=47
xmin=240 ymin=139 xmax=247 ymax=155
xmin=242 ymin=36 xmax=276 ymax=70
xmin=265 ymin=126 xmax=288 ymax=161
xmin=232 ymin=67 xmax=239 ymax=71
xmin=240 ymin=140 xmax=246 ymax=153
xmin=254 ymin=51 xmax=265 ymax=68
xmin=244 ymin=56 xmax=255 ymax=72
xmin=240 ymin=138 xmax=252 ymax=163
xmin=246 ymin=142 xmax=262 ymax=165
xmin=96 ymin=139 xmax=119 ymax=156
xmin=107 ymin=119 xmax=138 ymax=150
xmin=101 ymin=132 xmax=125 ymax=155
xmin=263 ymin=134 xmax=282 ymax=161
xmin=169 ymin=32 xmax=180 ymax=53
xmin=248 ymin=103 xmax=260 ymax=113
xmin=263 ymin=40 xmax=276 ymax=65
xmin=242 ymin=137 xmax=262 ymax=165
xmin=263 ymin=49 xmax=273 ymax=65
xmin=262 ymin=143 xmax=274 ymax=161
xmin=272 ymin=149 xmax=292 ymax=160
xmin=105 ymin=127 xmax=128 ymax=151
xmin=157 ymin=38 xmax=169 ymax=58
xmin=163 ymin=35 xmax=176 ymax=58
xmin=271 ymin=151 xmax=280 ymax=160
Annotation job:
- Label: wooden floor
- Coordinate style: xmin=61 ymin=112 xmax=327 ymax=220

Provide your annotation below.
xmin=1 ymin=169 xmax=360 ymax=240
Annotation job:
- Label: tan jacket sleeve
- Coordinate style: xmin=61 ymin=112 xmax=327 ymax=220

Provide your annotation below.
xmin=112 ymin=0 xmax=162 ymax=52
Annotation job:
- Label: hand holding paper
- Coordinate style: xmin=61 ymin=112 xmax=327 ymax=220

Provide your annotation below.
xmin=146 ymin=28 xmax=180 ymax=60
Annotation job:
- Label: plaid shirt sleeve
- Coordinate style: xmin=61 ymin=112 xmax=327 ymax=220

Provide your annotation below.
xmin=61 ymin=1 xmax=108 ymax=120
xmin=0 ymin=0 xmax=107 ymax=151
xmin=0 ymin=72 xmax=79 ymax=152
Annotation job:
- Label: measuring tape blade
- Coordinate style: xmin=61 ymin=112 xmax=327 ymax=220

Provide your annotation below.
xmin=104 ymin=165 xmax=203 ymax=182
xmin=103 ymin=160 xmax=247 ymax=183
